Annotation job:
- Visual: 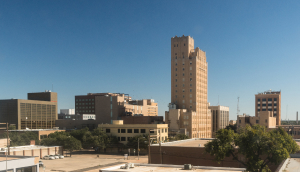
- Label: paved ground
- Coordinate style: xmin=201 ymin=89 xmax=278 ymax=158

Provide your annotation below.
xmin=283 ymin=158 xmax=300 ymax=172
xmin=39 ymin=153 xmax=148 ymax=172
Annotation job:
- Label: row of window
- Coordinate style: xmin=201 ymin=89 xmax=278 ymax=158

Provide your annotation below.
xmin=106 ymin=128 xmax=168 ymax=134
xmin=174 ymin=89 xmax=193 ymax=93
xmin=76 ymin=106 xmax=94 ymax=109
xmin=76 ymin=99 xmax=95 ymax=102
xmin=175 ymin=67 xmax=192 ymax=71
xmin=117 ymin=136 xmax=168 ymax=142
xmin=76 ymin=110 xmax=94 ymax=113
xmin=257 ymin=98 xmax=277 ymax=101
xmin=175 ymin=83 xmax=193 ymax=87
xmin=175 ymin=73 xmax=192 ymax=76
xmin=175 ymin=61 xmax=192 ymax=66
xmin=259 ymin=104 xmax=277 ymax=106
xmin=258 ymin=109 xmax=277 ymax=112
xmin=76 ymin=103 xmax=95 ymax=105
xmin=174 ymin=43 xmax=185 ymax=47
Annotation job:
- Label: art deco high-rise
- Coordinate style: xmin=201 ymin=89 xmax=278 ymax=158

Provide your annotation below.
xmin=165 ymin=35 xmax=211 ymax=138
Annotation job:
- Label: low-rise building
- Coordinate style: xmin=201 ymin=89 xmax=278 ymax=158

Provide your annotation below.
xmin=229 ymin=120 xmax=236 ymax=125
xmin=0 ymin=155 xmax=39 ymax=172
xmin=99 ymin=120 xmax=168 ymax=144
xmin=237 ymin=111 xmax=276 ymax=129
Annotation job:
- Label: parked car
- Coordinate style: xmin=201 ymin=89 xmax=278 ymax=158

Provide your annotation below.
xmin=43 ymin=155 xmax=55 ymax=160
xmin=51 ymin=155 xmax=59 ymax=159
xmin=55 ymin=154 xmax=64 ymax=159
xmin=39 ymin=160 xmax=44 ymax=167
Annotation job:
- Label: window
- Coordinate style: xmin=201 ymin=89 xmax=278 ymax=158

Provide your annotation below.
xmin=190 ymin=106 xmax=192 ymax=108
xmin=190 ymin=78 xmax=192 ymax=81
xmin=165 ymin=128 xmax=167 ymax=132
xmin=175 ymin=68 xmax=177 ymax=71
xmin=175 ymin=85 xmax=177 ymax=87
xmin=190 ymin=73 xmax=192 ymax=76
xmin=257 ymin=99 xmax=260 ymax=101
xmin=177 ymin=44 xmax=178 ymax=47
xmin=76 ymin=99 xmax=78 ymax=102
xmin=175 ymin=56 xmax=177 ymax=59
xmin=183 ymin=73 xmax=185 ymax=76
xmin=118 ymin=129 xmax=120 ymax=133
xmin=127 ymin=129 xmax=132 ymax=133
xmin=274 ymin=109 xmax=277 ymax=111
xmin=106 ymin=129 xmax=110 ymax=133
xmin=183 ymin=89 xmax=185 ymax=92
xmin=265 ymin=119 xmax=268 ymax=123
xmin=256 ymin=120 xmax=259 ymax=124
xmin=150 ymin=130 xmax=154 ymax=133
xmin=262 ymin=109 xmax=266 ymax=111
xmin=182 ymin=100 xmax=185 ymax=103
xmin=262 ymin=98 xmax=266 ymax=101
xmin=121 ymin=129 xmax=126 ymax=133
xmin=239 ymin=120 xmax=241 ymax=123
xmin=141 ymin=129 xmax=146 ymax=133
xmin=190 ymin=89 xmax=192 ymax=92
xmin=190 ymin=94 xmax=192 ymax=97
xmin=190 ymin=61 xmax=192 ymax=65
xmin=274 ymin=98 xmax=277 ymax=101
xmin=268 ymin=104 xmax=272 ymax=107
xmin=118 ymin=137 xmax=120 ymax=141
xmin=268 ymin=98 xmax=272 ymax=101
xmin=258 ymin=109 xmax=260 ymax=111
xmin=89 ymin=99 xmax=91 ymax=101
xmin=175 ymin=95 xmax=177 ymax=98
xmin=183 ymin=84 xmax=185 ymax=87
xmin=76 ymin=103 xmax=78 ymax=105
xmin=183 ymin=68 xmax=185 ymax=71
xmin=174 ymin=44 xmax=175 ymax=47
xmin=262 ymin=104 xmax=266 ymax=106
xmin=175 ymin=79 xmax=177 ymax=82
xmin=184 ymin=43 xmax=185 ymax=46
xmin=175 ymin=90 xmax=177 ymax=92
xmin=79 ymin=99 xmax=81 ymax=101
xmin=183 ymin=95 xmax=185 ymax=98
xmin=190 ymin=67 xmax=192 ymax=70
xmin=127 ymin=137 xmax=132 ymax=141
xmin=190 ymin=84 xmax=192 ymax=87
xmin=121 ymin=137 xmax=126 ymax=141
xmin=190 ymin=100 xmax=192 ymax=103
xmin=182 ymin=78 xmax=185 ymax=81
xmin=183 ymin=56 xmax=184 ymax=58
xmin=134 ymin=129 xmax=139 ymax=133
xmin=175 ymin=63 xmax=177 ymax=66
xmin=175 ymin=73 xmax=177 ymax=76
xmin=274 ymin=103 xmax=277 ymax=106
xmin=92 ymin=99 xmax=94 ymax=101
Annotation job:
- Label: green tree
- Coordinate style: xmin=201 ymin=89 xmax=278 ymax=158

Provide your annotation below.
xmin=205 ymin=125 xmax=299 ymax=172
xmin=175 ymin=133 xmax=189 ymax=140
xmin=40 ymin=131 xmax=81 ymax=157
xmin=225 ymin=124 xmax=237 ymax=133
xmin=127 ymin=135 xmax=148 ymax=150
xmin=2 ymin=131 xmax=39 ymax=146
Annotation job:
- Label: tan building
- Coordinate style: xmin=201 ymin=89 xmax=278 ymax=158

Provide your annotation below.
xmin=237 ymin=111 xmax=277 ymax=129
xmin=75 ymin=93 xmax=158 ymax=124
xmin=99 ymin=120 xmax=168 ymax=144
xmin=0 ymin=91 xmax=57 ymax=130
xmin=255 ymin=90 xmax=281 ymax=125
xmin=165 ymin=35 xmax=211 ymax=138
xmin=229 ymin=120 xmax=236 ymax=125
xmin=209 ymin=105 xmax=229 ymax=137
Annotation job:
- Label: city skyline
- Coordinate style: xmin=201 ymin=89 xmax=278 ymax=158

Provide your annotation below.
xmin=1 ymin=1 xmax=300 ymax=120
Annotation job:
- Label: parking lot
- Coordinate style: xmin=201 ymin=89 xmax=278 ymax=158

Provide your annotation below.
xmin=39 ymin=153 xmax=148 ymax=172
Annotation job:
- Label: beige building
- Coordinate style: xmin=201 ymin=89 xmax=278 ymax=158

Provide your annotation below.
xmin=237 ymin=111 xmax=277 ymax=129
xmin=0 ymin=91 xmax=57 ymax=130
xmin=209 ymin=105 xmax=229 ymax=137
xmin=99 ymin=120 xmax=168 ymax=144
xmin=229 ymin=120 xmax=236 ymax=125
xmin=165 ymin=35 xmax=211 ymax=138
xmin=75 ymin=93 xmax=158 ymax=124
xmin=255 ymin=90 xmax=281 ymax=125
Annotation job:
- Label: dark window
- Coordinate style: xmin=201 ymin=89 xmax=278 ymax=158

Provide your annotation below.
xmin=262 ymin=109 xmax=266 ymax=111
xmin=262 ymin=98 xmax=266 ymax=101
xmin=141 ymin=129 xmax=146 ymax=133
xmin=274 ymin=98 xmax=277 ymax=101
xmin=239 ymin=120 xmax=241 ymax=123
xmin=274 ymin=109 xmax=277 ymax=111
xmin=262 ymin=104 xmax=266 ymax=106
xmin=175 ymin=68 xmax=177 ymax=71
xmin=106 ymin=129 xmax=110 ymax=133
xmin=184 ymin=43 xmax=185 ymax=46
xmin=183 ymin=68 xmax=185 ymax=71
xmin=121 ymin=129 xmax=126 ymax=133
xmin=150 ymin=130 xmax=154 ymax=133
xmin=134 ymin=129 xmax=139 ymax=133
xmin=118 ymin=137 xmax=120 ymax=141
xmin=190 ymin=78 xmax=192 ymax=81
xmin=177 ymin=44 xmax=178 ymax=47
xmin=268 ymin=104 xmax=272 ymax=107
xmin=174 ymin=44 xmax=175 ymax=47
xmin=118 ymin=129 xmax=120 ymax=133
xmin=268 ymin=98 xmax=272 ymax=101
xmin=257 ymin=99 xmax=260 ymax=101
xmin=265 ymin=119 xmax=268 ymax=123
xmin=258 ymin=109 xmax=260 ymax=111
xmin=268 ymin=109 xmax=272 ymax=111
xmin=256 ymin=120 xmax=259 ymax=124
xmin=127 ymin=129 xmax=132 ymax=133
xmin=121 ymin=137 xmax=126 ymax=141
xmin=176 ymin=56 xmax=177 ymax=59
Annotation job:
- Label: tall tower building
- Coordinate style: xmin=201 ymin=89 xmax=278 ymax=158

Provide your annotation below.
xmin=255 ymin=90 xmax=281 ymax=125
xmin=165 ymin=35 xmax=211 ymax=138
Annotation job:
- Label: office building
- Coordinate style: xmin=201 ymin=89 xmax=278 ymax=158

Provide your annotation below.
xmin=255 ymin=90 xmax=281 ymax=125
xmin=165 ymin=35 xmax=211 ymax=138
xmin=237 ymin=111 xmax=277 ymax=129
xmin=209 ymin=105 xmax=229 ymax=137
xmin=75 ymin=93 xmax=158 ymax=124
xmin=99 ymin=120 xmax=168 ymax=144
xmin=0 ymin=91 xmax=57 ymax=130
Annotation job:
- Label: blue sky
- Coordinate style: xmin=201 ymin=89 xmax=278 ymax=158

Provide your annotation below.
xmin=1 ymin=1 xmax=300 ymax=120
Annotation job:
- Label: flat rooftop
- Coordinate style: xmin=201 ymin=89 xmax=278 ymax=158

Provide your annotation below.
xmin=152 ymin=138 xmax=212 ymax=147
xmin=0 ymin=145 xmax=58 ymax=153
xmin=101 ymin=164 xmax=246 ymax=172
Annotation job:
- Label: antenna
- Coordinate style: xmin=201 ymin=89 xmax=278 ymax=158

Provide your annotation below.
xmin=237 ymin=97 xmax=240 ymax=116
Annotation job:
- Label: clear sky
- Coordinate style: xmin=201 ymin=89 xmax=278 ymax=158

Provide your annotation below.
xmin=1 ymin=1 xmax=300 ymax=120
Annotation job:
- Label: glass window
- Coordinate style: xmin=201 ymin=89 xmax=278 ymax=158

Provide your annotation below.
xmin=268 ymin=98 xmax=272 ymax=101
xmin=190 ymin=61 xmax=192 ymax=65
xmin=141 ymin=129 xmax=146 ymax=133
xmin=134 ymin=129 xmax=139 ymax=133
xmin=121 ymin=129 xmax=126 ymax=133
xmin=150 ymin=130 xmax=154 ymax=133
xmin=257 ymin=99 xmax=260 ymax=101
xmin=121 ymin=137 xmax=126 ymax=141
xmin=76 ymin=99 xmax=78 ymax=102
xmin=92 ymin=99 xmax=94 ymax=101
xmin=190 ymin=73 xmax=192 ymax=76
xmin=118 ymin=129 xmax=120 ymax=133
xmin=256 ymin=120 xmax=259 ymax=123
xmin=268 ymin=104 xmax=272 ymax=107
xmin=118 ymin=137 xmax=120 ymax=141
xmin=274 ymin=109 xmax=277 ymax=111
xmin=274 ymin=103 xmax=277 ymax=106
xmin=262 ymin=109 xmax=266 ymax=111
xmin=262 ymin=98 xmax=266 ymax=101
xmin=183 ymin=68 xmax=185 ymax=71
xmin=190 ymin=78 xmax=192 ymax=81
xmin=190 ymin=89 xmax=192 ymax=92
xmin=175 ymin=68 xmax=177 ymax=71
xmin=175 ymin=79 xmax=177 ymax=82
xmin=183 ymin=73 xmax=185 ymax=76
xmin=106 ymin=129 xmax=110 ymax=133
xmin=127 ymin=129 xmax=132 ymax=133
xmin=274 ymin=98 xmax=277 ymax=101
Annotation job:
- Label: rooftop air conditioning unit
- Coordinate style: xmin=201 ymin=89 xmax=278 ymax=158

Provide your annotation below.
xmin=184 ymin=164 xmax=192 ymax=170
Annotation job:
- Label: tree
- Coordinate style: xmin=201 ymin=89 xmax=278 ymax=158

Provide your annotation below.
xmin=40 ymin=131 xmax=81 ymax=157
xmin=175 ymin=134 xmax=189 ymax=140
xmin=225 ymin=124 xmax=237 ymax=133
xmin=205 ymin=125 xmax=299 ymax=172
xmin=127 ymin=135 xmax=148 ymax=150
xmin=2 ymin=131 xmax=39 ymax=146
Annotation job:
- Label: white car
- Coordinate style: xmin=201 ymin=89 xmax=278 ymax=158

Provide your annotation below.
xmin=43 ymin=155 xmax=55 ymax=160
xmin=55 ymin=154 xmax=64 ymax=159
xmin=51 ymin=155 xmax=59 ymax=159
